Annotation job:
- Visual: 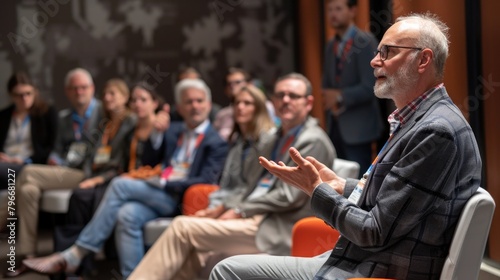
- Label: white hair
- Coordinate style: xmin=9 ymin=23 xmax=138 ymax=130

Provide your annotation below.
xmin=64 ymin=68 xmax=94 ymax=87
xmin=174 ymin=78 xmax=211 ymax=104
xmin=396 ymin=13 xmax=450 ymax=79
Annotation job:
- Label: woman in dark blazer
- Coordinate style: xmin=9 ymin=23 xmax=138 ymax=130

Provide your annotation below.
xmin=0 ymin=71 xmax=58 ymax=188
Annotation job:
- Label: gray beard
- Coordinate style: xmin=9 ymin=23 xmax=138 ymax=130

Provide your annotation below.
xmin=374 ymin=62 xmax=417 ymax=100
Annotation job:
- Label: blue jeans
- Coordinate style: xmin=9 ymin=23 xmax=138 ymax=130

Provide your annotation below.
xmin=75 ymin=177 xmax=178 ymax=277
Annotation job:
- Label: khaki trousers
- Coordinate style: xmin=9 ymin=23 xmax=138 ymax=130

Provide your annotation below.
xmin=129 ymin=215 xmax=264 ymax=280
xmin=4 ymin=164 xmax=85 ymax=256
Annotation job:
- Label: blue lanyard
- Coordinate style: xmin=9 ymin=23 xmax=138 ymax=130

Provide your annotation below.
xmin=71 ymin=98 xmax=96 ymax=141
xmin=365 ymin=125 xmax=400 ymax=176
xmin=14 ymin=114 xmax=31 ymax=143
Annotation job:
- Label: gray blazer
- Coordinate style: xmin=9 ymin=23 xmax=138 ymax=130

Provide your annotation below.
xmin=49 ymin=99 xmax=104 ymax=177
xmin=322 ymin=26 xmax=383 ymax=145
xmin=89 ymin=113 xmax=137 ymax=182
xmin=210 ymin=128 xmax=276 ymax=208
xmin=311 ymin=87 xmax=482 ymax=279
xmin=225 ymin=117 xmax=336 ymax=255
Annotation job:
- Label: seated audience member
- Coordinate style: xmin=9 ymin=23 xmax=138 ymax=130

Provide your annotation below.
xmin=66 ymin=78 xmax=136 ymax=226
xmin=0 ymin=72 xmax=57 ymax=182
xmin=212 ymin=67 xmax=251 ymax=140
xmin=0 ymin=72 xmax=58 ymax=270
xmin=213 ymin=67 xmax=277 ymax=141
xmin=127 ymin=73 xmax=335 ymax=280
xmin=2 ymin=68 xmax=103 ymax=278
xmin=54 ymin=81 xmax=167 ymax=279
xmin=0 ymin=71 xmax=57 ymax=190
xmin=176 ymin=66 xmax=201 ymax=81
xmin=171 ymin=66 xmax=221 ymax=122
xmin=210 ymin=13 xmax=482 ymax=280
xmin=64 ymin=80 xmax=171 ymax=225
xmin=198 ymin=84 xmax=276 ymax=215
xmin=23 ymin=78 xmax=228 ymax=278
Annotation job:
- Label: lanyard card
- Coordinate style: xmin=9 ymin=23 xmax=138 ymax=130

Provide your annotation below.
xmin=93 ymin=145 xmax=112 ymax=165
xmin=247 ymin=174 xmax=277 ymax=200
xmin=168 ymin=162 xmax=190 ymax=181
xmin=66 ymin=142 xmax=88 ymax=166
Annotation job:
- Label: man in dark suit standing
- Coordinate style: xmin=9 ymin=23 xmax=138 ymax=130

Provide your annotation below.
xmin=322 ymin=0 xmax=383 ymax=176
xmin=23 ymin=78 xmax=228 ymax=278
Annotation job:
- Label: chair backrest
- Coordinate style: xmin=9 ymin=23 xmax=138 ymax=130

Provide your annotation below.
xmin=333 ymin=158 xmax=360 ymax=179
xmin=182 ymin=183 xmax=220 ymax=215
xmin=440 ymin=187 xmax=496 ymax=280
xmin=291 ymin=216 xmax=340 ymax=257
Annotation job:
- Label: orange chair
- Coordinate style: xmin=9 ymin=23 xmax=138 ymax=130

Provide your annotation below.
xmin=291 ymin=217 xmax=395 ymax=280
xmin=291 ymin=216 xmax=340 ymax=257
xmin=182 ymin=183 xmax=221 ymax=215
xmin=143 ymin=183 xmax=219 ymax=247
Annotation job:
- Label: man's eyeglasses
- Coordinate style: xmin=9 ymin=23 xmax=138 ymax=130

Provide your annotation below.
xmin=374 ymin=44 xmax=423 ymax=61
xmin=272 ymin=91 xmax=307 ymax=100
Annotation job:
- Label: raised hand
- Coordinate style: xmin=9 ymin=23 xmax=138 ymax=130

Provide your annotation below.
xmin=306 ymin=156 xmax=346 ymax=194
xmin=259 ymin=147 xmax=322 ymax=196
xmin=154 ymin=103 xmax=171 ymax=132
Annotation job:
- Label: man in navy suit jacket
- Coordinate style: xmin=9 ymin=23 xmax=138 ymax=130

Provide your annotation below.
xmin=24 ymin=79 xmax=228 ymax=278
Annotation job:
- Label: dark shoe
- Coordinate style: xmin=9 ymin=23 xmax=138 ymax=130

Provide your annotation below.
xmin=3 ymin=262 xmax=29 ymax=277
xmin=23 ymin=253 xmax=73 ymax=275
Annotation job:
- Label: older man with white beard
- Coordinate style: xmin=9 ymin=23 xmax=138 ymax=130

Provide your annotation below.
xmin=210 ymin=12 xmax=482 ymax=280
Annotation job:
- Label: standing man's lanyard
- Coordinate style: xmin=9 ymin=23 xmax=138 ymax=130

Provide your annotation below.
xmin=347 ymin=126 xmax=400 ymax=204
xmin=333 ymin=27 xmax=356 ymax=84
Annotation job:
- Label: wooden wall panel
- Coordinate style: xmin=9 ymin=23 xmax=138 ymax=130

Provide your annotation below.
xmin=481 ymin=0 xmax=500 ymax=262
xmin=298 ymin=0 xmax=325 ymax=125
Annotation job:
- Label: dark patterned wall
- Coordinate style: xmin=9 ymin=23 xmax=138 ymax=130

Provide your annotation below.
xmin=0 ymin=0 xmax=297 ymax=109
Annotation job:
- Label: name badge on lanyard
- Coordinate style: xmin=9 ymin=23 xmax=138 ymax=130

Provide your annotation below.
xmin=160 ymin=132 xmax=205 ymax=185
xmin=247 ymin=173 xmax=277 ymax=200
xmin=346 ymin=125 xmax=400 ymax=205
xmin=93 ymin=121 xmax=118 ymax=166
xmin=168 ymin=162 xmax=190 ymax=181
xmin=93 ymin=145 xmax=112 ymax=165
xmin=67 ymin=142 xmax=88 ymax=166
